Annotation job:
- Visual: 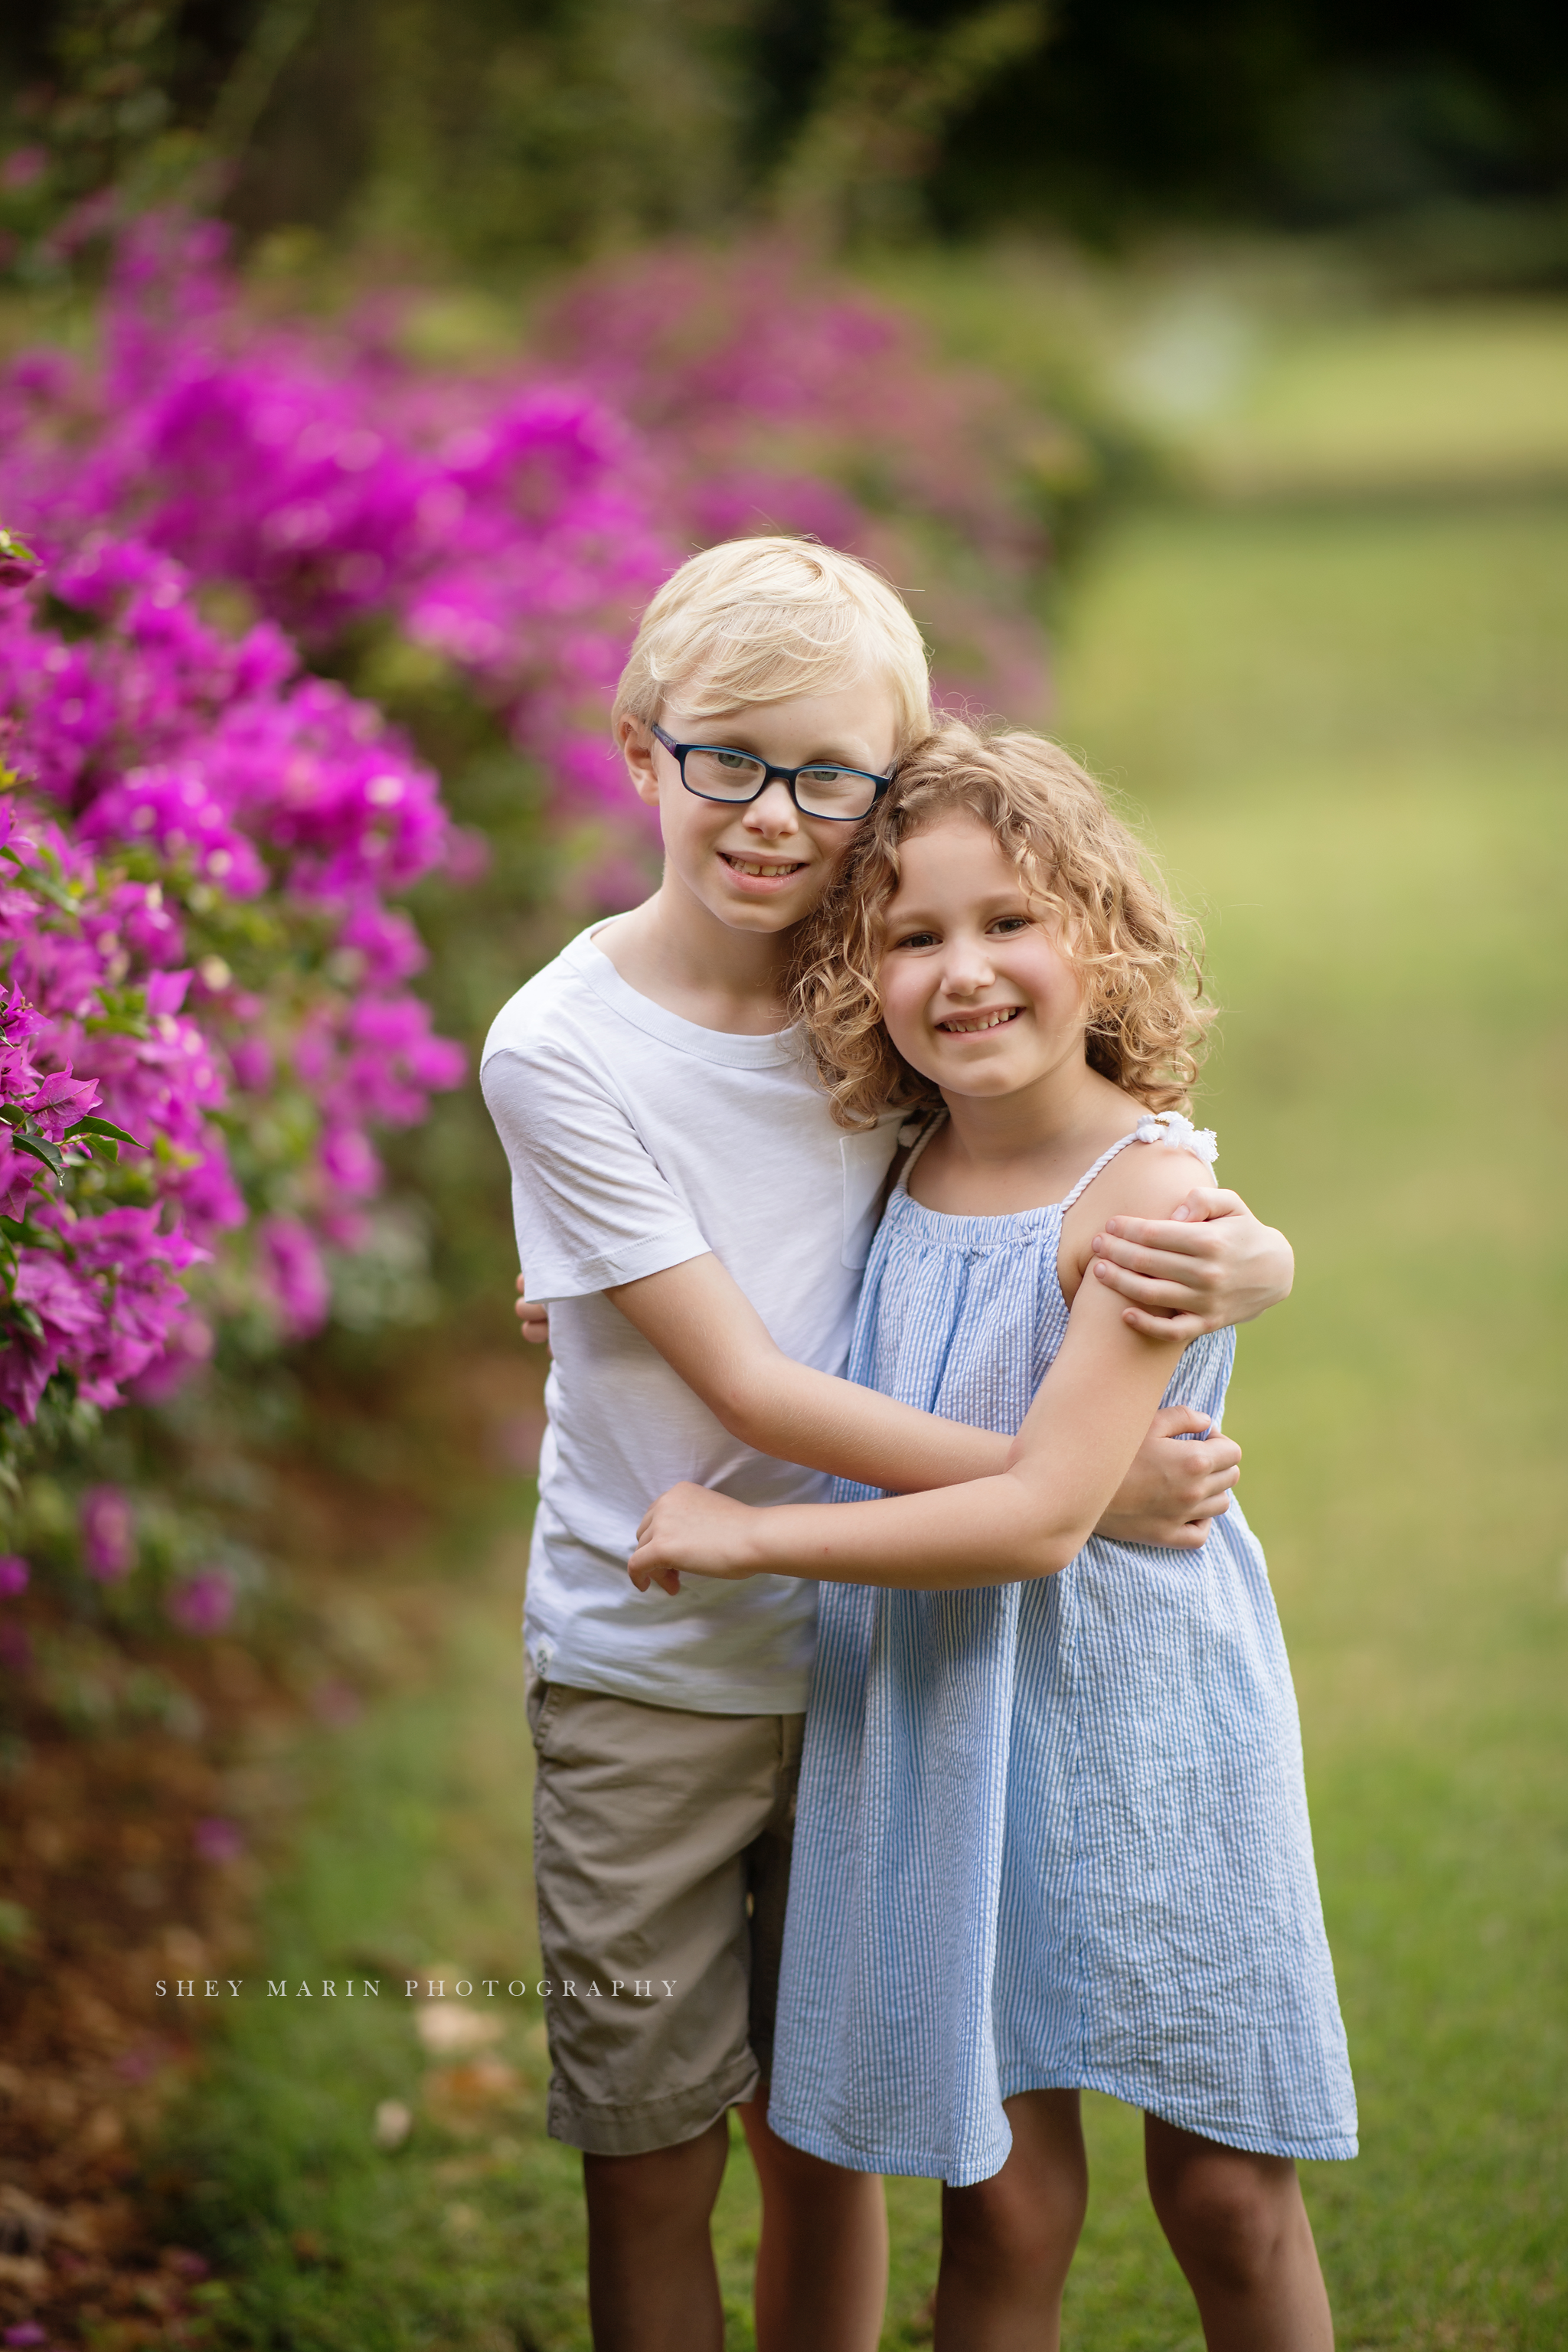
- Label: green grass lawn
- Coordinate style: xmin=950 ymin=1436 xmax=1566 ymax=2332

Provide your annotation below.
xmin=171 ymin=307 xmax=1567 ymax=2349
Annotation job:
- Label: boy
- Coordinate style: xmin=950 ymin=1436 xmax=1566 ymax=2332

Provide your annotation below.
xmin=482 ymin=537 xmax=1292 ymax=2352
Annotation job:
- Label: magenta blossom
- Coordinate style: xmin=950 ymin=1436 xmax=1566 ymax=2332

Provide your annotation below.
xmin=0 ymin=1555 xmax=27 ymax=1596
xmin=192 ymin=1815 xmax=245 ymax=1864
xmin=259 ymin=1216 xmax=331 ymax=1341
xmin=80 ymin=1484 xmax=135 ymax=1580
xmin=168 ymin=1567 xmax=236 ymax=1636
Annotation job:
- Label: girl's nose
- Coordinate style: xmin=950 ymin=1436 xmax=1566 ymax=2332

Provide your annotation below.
xmin=941 ymin=939 xmax=996 ymax=995
xmin=743 ymin=781 xmax=800 ymax=838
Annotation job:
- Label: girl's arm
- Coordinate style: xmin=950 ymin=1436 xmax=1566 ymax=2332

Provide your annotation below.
xmin=629 ymin=1151 xmax=1210 ymax=1593
xmin=527 ymin=1266 xmax=1239 ymax=1544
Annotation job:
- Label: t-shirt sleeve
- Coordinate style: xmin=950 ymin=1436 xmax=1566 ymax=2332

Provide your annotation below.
xmin=481 ymin=1043 xmax=710 ymax=1301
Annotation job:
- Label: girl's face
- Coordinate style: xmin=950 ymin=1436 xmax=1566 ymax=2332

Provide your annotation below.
xmin=877 ymin=815 xmax=1086 ymax=1100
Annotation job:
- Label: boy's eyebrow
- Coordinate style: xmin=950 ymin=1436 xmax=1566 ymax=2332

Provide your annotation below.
xmin=671 ymin=712 xmax=886 ymax=768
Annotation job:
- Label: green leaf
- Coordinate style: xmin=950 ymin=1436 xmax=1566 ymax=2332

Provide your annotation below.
xmin=0 ymin=844 xmax=77 ymax=912
xmin=11 ymin=1132 xmax=63 ymax=1177
xmin=67 ymin=1116 xmax=145 ymax=1149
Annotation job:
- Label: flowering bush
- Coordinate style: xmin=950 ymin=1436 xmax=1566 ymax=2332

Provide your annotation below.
xmin=0 ymin=515 xmax=463 ymax=1674
xmin=0 ymin=213 xmax=1052 ymax=1700
xmin=0 ymin=217 xmax=675 ymax=825
xmin=0 ymin=525 xmax=462 ymax=1396
xmin=0 ymin=217 xmax=1049 ymax=823
xmin=541 ymin=240 xmax=1053 ymax=721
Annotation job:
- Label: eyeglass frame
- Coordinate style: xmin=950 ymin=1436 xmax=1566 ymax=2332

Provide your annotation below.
xmin=649 ymin=723 xmax=896 ymax=822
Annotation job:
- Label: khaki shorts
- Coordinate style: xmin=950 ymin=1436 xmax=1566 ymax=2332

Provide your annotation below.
xmin=527 ymin=1671 xmax=804 ymax=2157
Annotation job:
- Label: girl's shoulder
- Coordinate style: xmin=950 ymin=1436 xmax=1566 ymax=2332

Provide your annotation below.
xmin=1054 ymin=1112 xmax=1217 ymax=1306
xmin=1063 ymin=1110 xmax=1218 ymax=1230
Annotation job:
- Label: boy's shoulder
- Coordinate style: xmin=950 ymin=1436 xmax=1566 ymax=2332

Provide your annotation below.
xmin=482 ymin=927 xmax=603 ymax=1070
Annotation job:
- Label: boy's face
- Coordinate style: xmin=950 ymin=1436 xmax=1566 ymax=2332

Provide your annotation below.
xmin=620 ymin=675 xmax=900 ymax=937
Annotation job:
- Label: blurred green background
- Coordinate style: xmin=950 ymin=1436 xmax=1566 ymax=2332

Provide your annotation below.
xmin=3 ymin=5 xmax=1566 ymax=2347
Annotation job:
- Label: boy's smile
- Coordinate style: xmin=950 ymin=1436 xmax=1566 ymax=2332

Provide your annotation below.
xmin=622 ymin=676 xmax=901 ymax=936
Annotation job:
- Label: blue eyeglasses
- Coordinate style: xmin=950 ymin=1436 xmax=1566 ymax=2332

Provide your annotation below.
xmin=652 ymin=724 xmax=894 ymax=822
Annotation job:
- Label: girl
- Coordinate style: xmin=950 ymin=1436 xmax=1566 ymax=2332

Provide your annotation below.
xmin=629 ymin=723 xmax=1356 ymax=2350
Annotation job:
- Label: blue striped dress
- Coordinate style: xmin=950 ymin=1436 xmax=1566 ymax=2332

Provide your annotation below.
xmin=768 ymin=1125 xmax=1357 ymax=2187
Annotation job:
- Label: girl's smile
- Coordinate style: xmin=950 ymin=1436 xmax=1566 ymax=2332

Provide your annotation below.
xmin=878 ymin=815 xmax=1086 ymax=1100
xmin=936 ymin=1004 xmax=1024 ymax=1034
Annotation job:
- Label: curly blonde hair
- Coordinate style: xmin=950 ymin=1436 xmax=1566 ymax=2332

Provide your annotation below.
xmin=792 ymin=721 xmax=1215 ymax=1129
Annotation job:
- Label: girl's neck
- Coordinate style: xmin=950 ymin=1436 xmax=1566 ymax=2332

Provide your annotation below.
xmin=917 ymin=1058 xmax=1138 ymax=1215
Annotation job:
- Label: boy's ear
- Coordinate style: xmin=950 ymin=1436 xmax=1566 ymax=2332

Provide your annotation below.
xmin=618 ymin=715 xmax=662 ymax=809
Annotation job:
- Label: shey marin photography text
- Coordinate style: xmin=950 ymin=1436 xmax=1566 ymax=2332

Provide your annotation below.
xmin=154 ymin=1975 xmax=678 ymax=2001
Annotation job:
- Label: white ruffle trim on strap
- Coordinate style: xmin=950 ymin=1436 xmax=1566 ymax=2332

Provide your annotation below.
xmin=1134 ymin=1109 xmax=1218 ymax=1165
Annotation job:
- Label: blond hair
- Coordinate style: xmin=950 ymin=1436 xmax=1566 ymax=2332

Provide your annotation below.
xmin=612 ymin=536 xmax=932 ymax=746
xmin=792 ymin=721 xmax=1214 ymax=1129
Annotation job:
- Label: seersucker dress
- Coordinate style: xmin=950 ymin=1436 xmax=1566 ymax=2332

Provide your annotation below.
xmin=767 ymin=1119 xmax=1357 ymax=2188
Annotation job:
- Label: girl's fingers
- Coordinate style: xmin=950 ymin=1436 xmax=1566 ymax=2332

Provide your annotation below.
xmin=628 ymin=1547 xmax=681 ymax=1596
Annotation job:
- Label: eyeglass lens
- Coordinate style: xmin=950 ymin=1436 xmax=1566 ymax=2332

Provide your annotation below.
xmin=683 ymin=746 xmax=880 ymax=818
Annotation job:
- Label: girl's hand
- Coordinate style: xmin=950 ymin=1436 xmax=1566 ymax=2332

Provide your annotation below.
xmin=514 ymin=1273 xmax=550 ymax=1346
xmin=1089 ymin=1188 xmax=1294 ymax=1340
xmin=629 ymin=1483 xmax=763 ymax=1595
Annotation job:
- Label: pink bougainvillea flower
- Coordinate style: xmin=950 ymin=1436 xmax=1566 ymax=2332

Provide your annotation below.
xmin=168 ymin=1567 xmax=236 ymax=1636
xmin=258 ymin=1215 xmax=331 ymax=1340
xmin=80 ymin=1484 xmax=136 ymax=1580
xmin=192 ymin=1815 xmax=244 ymax=1864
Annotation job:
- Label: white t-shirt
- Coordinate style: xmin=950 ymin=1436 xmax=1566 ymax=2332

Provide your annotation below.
xmin=480 ymin=924 xmax=901 ymax=1714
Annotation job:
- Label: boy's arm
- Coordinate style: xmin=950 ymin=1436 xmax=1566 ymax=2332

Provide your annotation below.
xmin=601 ymin=1253 xmax=1240 ymax=1540
xmin=630 ymin=1158 xmax=1208 ymax=1593
xmin=606 ymin=1252 xmax=1008 ymax=1494
xmin=1089 ymin=1186 xmax=1293 ymax=1338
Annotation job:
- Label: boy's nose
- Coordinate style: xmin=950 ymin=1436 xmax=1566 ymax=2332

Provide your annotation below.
xmin=743 ymin=782 xmax=801 ymax=838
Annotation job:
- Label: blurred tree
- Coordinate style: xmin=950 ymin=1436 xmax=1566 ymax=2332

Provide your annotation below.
xmin=769 ymin=0 xmax=1045 ymax=247
xmin=345 ymin=0 xmax=756 ymax=263
xmin=4 ymin=2 xmax=1566 ymax=277
xmin=918 ymin=0 xmax=1568 ymax=237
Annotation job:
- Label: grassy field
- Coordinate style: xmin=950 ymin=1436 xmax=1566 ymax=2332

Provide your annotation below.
xmin=172 ymin=299 xmax=1568 ymax=2349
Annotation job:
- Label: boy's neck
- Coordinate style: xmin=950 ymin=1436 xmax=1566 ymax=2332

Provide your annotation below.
xmin=593 ymin=876 xmax=796 ymax=1037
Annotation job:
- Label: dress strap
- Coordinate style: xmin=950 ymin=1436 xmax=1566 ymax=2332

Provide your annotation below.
xmin=1060 ymin=1110 xmax=1220 ymax=1211
xmin=893 ymin=1108 xmax=947 ymax=1194
xmin=1058 ymin=1130 xmax=1143 ymax=1210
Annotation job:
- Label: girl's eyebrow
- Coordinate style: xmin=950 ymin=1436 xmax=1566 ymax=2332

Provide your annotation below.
xmin=886 ymin=887 xmax=1035 ymax=926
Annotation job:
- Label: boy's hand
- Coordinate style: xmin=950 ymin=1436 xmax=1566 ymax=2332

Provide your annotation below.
xmin=1094 ymin=1406 xmax=1240 ymax=1550
xmin=514 ymin=1273 xmax=550 ymax=1346
xmin=629 ymin=1483 xmax=761 ymax=1595
xmin=1089 ymin=1188 xmax=1293 ymax=1341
